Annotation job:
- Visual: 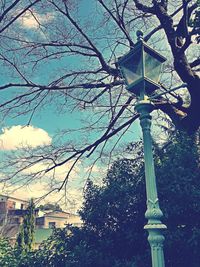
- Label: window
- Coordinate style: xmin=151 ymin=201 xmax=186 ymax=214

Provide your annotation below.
xmin=49 ymin=222 xmax=56 ymax=228
xmin=36 ymin=217 xmax=44 ymax=225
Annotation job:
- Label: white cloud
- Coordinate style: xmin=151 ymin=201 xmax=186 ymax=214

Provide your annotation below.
xmin=2 ymin=160 xmax=83 ymax=210
xmin=20 ymin=11 xmax=54 ymax=29
xmin=84 ymin=164 xmax=102 ymax=174
xmin=20 ymin=160 xmax=80 ymax=182
xmin=0 ymin=125 xmax=52 ymax=150
xmin=0 ymin=181 xmax=83 ymax=213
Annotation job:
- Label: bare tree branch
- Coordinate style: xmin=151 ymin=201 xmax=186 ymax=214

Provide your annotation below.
xmin=0 ymin=0 xmax=41 ymax=34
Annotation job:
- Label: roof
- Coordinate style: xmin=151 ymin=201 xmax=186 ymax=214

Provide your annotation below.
xmin=34 ymin=228 xmax=53 ymax=244
xmin=0 ymin=194 xmax=29 ymax=203
xmin=41 ymin=211 xmax=71 ymax=219
xmin=8 ymin=209 xmax=28 ymax=216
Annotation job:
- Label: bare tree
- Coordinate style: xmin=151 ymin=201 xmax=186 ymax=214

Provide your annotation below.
xmin=0 ymin=0 xmax=199 ymax=198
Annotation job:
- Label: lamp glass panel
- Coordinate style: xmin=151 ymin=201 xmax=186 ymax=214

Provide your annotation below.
xmin=144 ymin=52 xmax=162 ymax=83
xmin=121 ymin=50 xmax=142 ymax=86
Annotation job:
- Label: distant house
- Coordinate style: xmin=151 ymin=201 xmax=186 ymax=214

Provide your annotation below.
xmin=0 ymin=195 xmax=82 ymax=248
xmin=36 ymin=211 xmax=82 ymax=229
xmin=34 ymin=211 xmax=82 ymax=249
xmin=0 ymin=194 xmax=29 ymax=210
xmin=0 ymin=194 xmax=29 ymax=226
xmin=0 ymin=195 xmax=29 ymax=246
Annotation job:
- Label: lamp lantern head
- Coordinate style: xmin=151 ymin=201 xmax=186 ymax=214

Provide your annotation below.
xmin=117 ymin=31 xmax=166 ymax=99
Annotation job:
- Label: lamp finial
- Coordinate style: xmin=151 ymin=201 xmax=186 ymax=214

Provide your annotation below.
xmin=136 ymin=30 xmax=144 ymax=42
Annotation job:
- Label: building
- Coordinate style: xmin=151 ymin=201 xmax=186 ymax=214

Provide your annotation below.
xmin=0 ymin=194 xmax=29 ymax=210
xmin=33 ymin=211 xmax=82 ymax=249
xmin=0 ymin=195 xmax=30 ymax=246
xmin=0 ymin=195 xmax=29 ymax=226
xmin=0 ymin=195 xmax=82 ymax=248
xmin=36 ymin=211 xmax=82 ymax=229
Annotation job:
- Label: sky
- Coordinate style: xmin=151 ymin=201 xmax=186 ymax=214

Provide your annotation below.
xmin=0 ymin=1 xmax=168 ymax=212
xmin=0 ymin=0 xmax=186 ymax=210
xmin=2 ymin=0 xmax=188 ymax=210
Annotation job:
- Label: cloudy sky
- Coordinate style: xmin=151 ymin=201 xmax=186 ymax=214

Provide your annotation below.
xmin=0 ymin=8 xmax=84 ymax=211
xmin=0 ymin=3 xmax=141 ymax=211
xmin=0 ymin=123 xmax=90 ymax=211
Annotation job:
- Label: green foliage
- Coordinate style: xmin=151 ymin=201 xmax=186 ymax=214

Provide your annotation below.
xmin=33 ymin=227 xmax=72 ymax=266
xmin=38 ymin=203 xmax=62 ymax=212
xmin=80 ymin=158 xmax=147 ymax=262
xmin=155 ymin=132 xmax=200 ymax=266
xmin=23 ymin=199 xmax=35 ymax=252
xmin=189 ymin=0 xmax=200 ymax=42
xmin=1 ymin=131 xmax=200 ymax=266
xmin=0 ymin=200 xmax=37 ymax=266
xmin=79 ymin=131 xmax=200 ymax=266
xmin=0 ymin=237 xmax=20 ymax=267
xmin=16 ymin=131 xmax=199 ymax=267
xmin=16 ymin=225 xmax=25 ymax=252
xmin=16 ymin=199 xmax=35 ymax=253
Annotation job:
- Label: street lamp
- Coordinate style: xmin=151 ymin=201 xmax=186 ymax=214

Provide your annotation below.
xmin=117 ymin=30 xmax=167 ymax=267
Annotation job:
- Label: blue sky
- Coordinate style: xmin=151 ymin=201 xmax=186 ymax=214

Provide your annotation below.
xmin=0 ymin=0 xmax=189 ymax=210
xmin=0 ymin=1 xmax=143 ymax=210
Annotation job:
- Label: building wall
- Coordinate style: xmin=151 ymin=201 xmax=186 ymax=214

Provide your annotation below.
xmin=0 ymin=199 xmax=15 ymax=213
xmin=42 ymin=216 xmax=68 ymax=228
xmin=67 ymin=214 xmax=82 ymax=227
xmin=14 ymin=200 xmax=28 ymax=210
xmin=6 ymin=200 xmax=16 ymax=210
xmin=0 ymin=195 xmax=29 ymax=213
xmin=0 ymin=195 xmax=29 ymax=227
xmin=0 ymin=202 xmax=6 ymax=212
xmin=36 ymin=214 xmax=82 ymax=229
xmin=0 ymin=196 xmax=7 ymax=202
xmin=0 ymin=199 xmax=8 ymax=226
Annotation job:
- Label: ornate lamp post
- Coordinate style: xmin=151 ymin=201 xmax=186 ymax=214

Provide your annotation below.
xmin=117 ymin=31 xmax=167 ymax=267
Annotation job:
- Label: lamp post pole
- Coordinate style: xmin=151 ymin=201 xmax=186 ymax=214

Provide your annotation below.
xmin=135 ymin=98 xmax=166 ymax=267
xmin=116 ymin=30 xmax=167 ymax=266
